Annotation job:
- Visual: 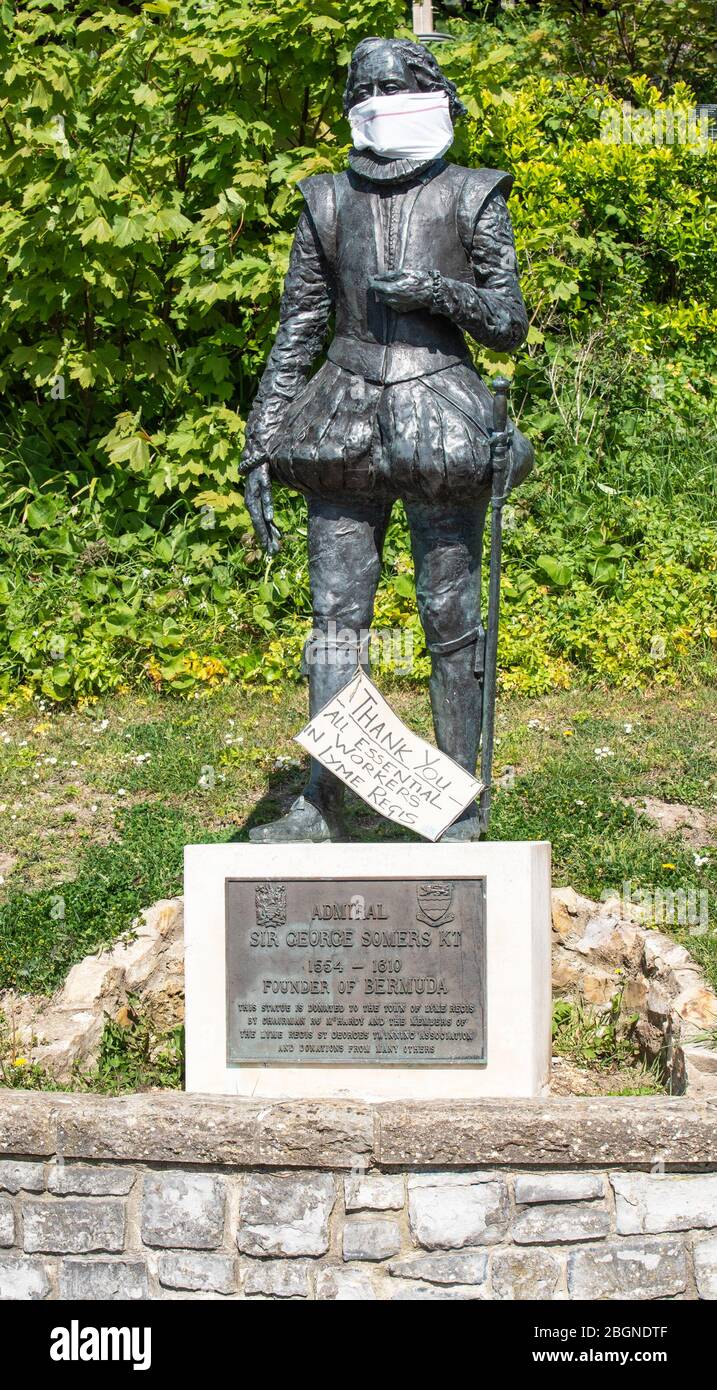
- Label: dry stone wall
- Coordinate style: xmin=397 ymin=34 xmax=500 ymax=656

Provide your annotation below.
xmin=0 ymin=1093 xmax=716 ymax=1301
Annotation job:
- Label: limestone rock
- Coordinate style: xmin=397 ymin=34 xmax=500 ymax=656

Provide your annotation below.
xmin=408 ymin=1176 xmax=509 ymax=1249
xmin=683 ymin=1046 xmax=717 ymax=1097
xmin=387 ymin=1252 xmax=488 ymax=1286
xmin=512 ymin=1203 xmax=610 ymax=1245
xmin=344 ymin=1174 xmax=404 ymax=1211
xmin=243 ymin=1259 xmax=312 ymax=1298
xmin=0 ymin=1160 xmax=45 ymax=1194
xmin=388 ymin=1279 xmax=485 ymax=1300
xmin=514 ymin=1173 xmax=604 ymax=1204
xmin=60 ymin=1259 xmax=148 ymax=1300
xmin=236 ymin=1173 xmax=335 ymax=1257
xmin=551 ymin=887 xmax=594 ymax=941
xmin=693 ymin=1235 xmax=717 ymax=1299
xmin=492 ymin=1247 xmax=562 ymax=1300
xmin=612 ymin=1172 xmax=717 ymax=1235
xmin=23 ymin=1198 xmax=126 ymax=1255
xmin=0 ymin=1198 xmax=14 ymax=1247
xmin=342 ymin=1219 xmax=401 ymax=1261
xmin=0 ymin=1255 xmax=50 ymax=1300
xmin=550 ymin=883 xmax=717 ymax=1095
xmin=315 ymin=1267 xmax=377 ymax=1300
xmin=0 ymin=899 xmax=184 ymax=1081
xmin=673 ymin=985 xmax=717 ymax=1036
xmin=567 ymin=1237 xmax=687 ymax=1299
xmin=48 ymin=1164 xmax=136 ymax=1196
xmin=141 ymin=1172 xmax=226 ymax=1249
xmin=158 ymin=1252 xmax=236 ymax=1294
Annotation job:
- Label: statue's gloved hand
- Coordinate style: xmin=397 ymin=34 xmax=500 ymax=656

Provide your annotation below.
xmin=369 ymin=269 xmax=433 ymax=313
xmin=244 ymin=461 xmax=282 ymax=556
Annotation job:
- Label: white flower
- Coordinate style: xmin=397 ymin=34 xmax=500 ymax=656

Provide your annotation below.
xmin=575 ymin=799 xmax=586 ymax=807
xmin=117 ymin=787 xmax=127 ymax=796
xmin=694 ymin=854 xmax=710 ymax=869
xmin=594 ymin=746 xmax=614 ymax=759
xmin=623 ymin=723 xmax=633 ymax=733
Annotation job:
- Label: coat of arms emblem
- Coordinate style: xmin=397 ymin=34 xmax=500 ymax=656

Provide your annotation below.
xmin=255 ymin=882 xmax=287 ymax=928
xmin=416 ymin=881 xmax=454 ymax=927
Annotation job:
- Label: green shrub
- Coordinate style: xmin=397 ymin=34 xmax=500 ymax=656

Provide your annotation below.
xmin=0 ymin=1 xmax=715 ymax=702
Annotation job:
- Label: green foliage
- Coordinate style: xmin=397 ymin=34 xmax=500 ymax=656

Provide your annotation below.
xmin=88 ymin=1003 xmax=184 ymax=1093
xmin=0 ymin=1003 xmax=183 ymax=1092
xmin=0 ymin=803 xmax=215 ymax=993
xmin=552 ymin=992 xmax=639 ymax=1068
xmin=538 ymin=0 xmax=717 ymax=101
xmin=0 ymin=0 xmax=715 ymax=701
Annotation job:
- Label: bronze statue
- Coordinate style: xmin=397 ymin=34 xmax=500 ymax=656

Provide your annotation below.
xmin=241 ymin=37 xmax=533 ymax=843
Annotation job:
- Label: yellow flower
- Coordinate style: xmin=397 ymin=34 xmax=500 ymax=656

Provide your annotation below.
xmin=563 ymin=729 xmax=574 ymax=736
xmin=661 ymin=863 xmax=676 ymax=871
xmin=13 ymin=1058 xmax=27 ymax=1067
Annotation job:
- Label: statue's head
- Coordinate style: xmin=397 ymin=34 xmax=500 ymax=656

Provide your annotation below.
xmin=343 ymin=37 xmax=467 ymax=121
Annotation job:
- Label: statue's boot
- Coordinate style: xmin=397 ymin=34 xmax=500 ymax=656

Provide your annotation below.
xmin=247 ymin=792 xmax=344 ymax=844
xmin=428 ymin=642 xmax=484 ymax=843
xmin=248 ymin=634 xmax=359 ymax=843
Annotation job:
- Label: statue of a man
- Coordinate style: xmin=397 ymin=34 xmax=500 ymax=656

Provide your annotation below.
xmin=241 ymin=36 xmax=533 ymax=843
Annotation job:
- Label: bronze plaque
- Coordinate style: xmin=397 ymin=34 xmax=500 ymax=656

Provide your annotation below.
xmin=225 ymin=877 xmax=486 ymax=1066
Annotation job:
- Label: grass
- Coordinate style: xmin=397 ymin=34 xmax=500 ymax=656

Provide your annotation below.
xmin=1 ymin=680 xmax=715 ymax=992
xmin=551 ymin=997 xmax=665 ymax=1096
xmin=0 ymin=678 xmax=715 ymax=1094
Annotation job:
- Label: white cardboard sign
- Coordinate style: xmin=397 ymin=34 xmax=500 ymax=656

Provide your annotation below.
xmin=294 ymin=668 xmax=482 ymax=841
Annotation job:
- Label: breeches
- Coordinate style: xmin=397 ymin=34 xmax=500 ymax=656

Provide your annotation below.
xmin=306 ymin=492 xmax=491 ymax=658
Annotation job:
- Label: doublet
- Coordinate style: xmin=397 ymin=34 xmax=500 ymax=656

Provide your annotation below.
xmin=243 ymin=154 xmax=532 ymax=503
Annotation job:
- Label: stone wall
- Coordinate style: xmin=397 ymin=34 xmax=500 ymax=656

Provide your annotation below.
xmin=1 ymin=1092 xmax=716 ymax=1300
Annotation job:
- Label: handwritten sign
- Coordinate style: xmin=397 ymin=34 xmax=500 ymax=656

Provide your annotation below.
xmin=294 ymin=668 xmax=482 ymax=842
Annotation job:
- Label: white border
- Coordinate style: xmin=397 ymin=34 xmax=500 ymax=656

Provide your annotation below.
xmin=184 ymin=841 xmax=552 ymax=1099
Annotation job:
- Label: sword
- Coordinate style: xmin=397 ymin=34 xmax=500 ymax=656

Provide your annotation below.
xmin=478 ymin=375 xmax=511 ymax=836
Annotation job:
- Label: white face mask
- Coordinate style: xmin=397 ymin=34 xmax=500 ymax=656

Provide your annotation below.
xmin=349 ymin=90 xmax=454 ymax=162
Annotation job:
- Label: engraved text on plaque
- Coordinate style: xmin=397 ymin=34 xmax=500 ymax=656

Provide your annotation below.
xmin=225 ymin=877 xmax=486 ymax=1065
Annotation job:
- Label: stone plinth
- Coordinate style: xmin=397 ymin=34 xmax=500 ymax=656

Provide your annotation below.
xmin=184 ymin=841 xmax=552 ymax=1099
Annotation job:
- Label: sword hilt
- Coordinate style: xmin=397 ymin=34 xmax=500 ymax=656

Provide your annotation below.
xmin=490 ymin=375 xmax=511 ymax=492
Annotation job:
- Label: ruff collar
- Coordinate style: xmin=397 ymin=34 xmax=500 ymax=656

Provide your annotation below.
xmin=348 ymin=147 xmax=445 ymax=185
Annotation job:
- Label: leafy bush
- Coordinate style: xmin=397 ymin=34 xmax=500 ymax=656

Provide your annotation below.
xmin=0 ymin=803 xmax=211 ymax=992
xmin=0 ymin=0 xmax=715 ymax=702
